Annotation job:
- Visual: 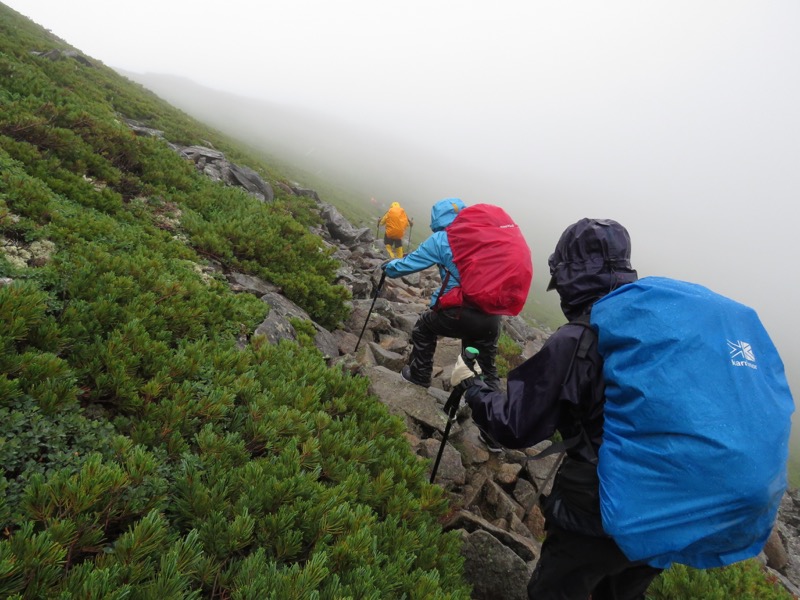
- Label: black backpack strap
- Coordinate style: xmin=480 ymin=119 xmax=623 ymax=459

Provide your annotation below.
xmin=432 ymin=272 xmax=450 ymax=314
xmin=527 ymin=313 xmax=598 ymax=463
xmin=570 ymin=313 xmax=595 ymax=359
xmin=432 ymin=268 xmax=462 ymax=313
xmin=432 ymin=270 xmax=451 ymax=312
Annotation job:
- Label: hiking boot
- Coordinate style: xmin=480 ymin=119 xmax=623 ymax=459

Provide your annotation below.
xmin=479 ymin=430 xmax=503 ymax=453
xmin=400 ymin=365 xmax=430 ymax=388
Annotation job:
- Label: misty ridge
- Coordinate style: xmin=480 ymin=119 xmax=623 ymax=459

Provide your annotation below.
xmin=122 ymin=70 xmax=800 ymax=389
xmin=120 ymin=71 xmax=571 ymax=323
xmin=120 ymin=73 xmax=474 ymax=205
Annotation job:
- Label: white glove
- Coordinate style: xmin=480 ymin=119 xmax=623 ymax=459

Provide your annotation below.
xmin=450 ymin=352 xmax=482 ymax=387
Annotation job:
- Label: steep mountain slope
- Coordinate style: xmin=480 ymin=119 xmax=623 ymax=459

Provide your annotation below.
xmin=0 ymin=4 xmax=470 ymax=597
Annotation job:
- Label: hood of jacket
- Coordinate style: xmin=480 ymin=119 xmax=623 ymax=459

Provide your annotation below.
xmin=547 ymin=218 xmax=638 ymax=320
xmin=430 ymin=198 xmax=467 ymax=232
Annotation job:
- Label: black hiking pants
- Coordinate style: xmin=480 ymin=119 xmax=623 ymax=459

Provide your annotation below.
xmin=407 ymin=306 xmax=501 ymax=388
xmin=527 ymin=523 xmax=662 ymax=600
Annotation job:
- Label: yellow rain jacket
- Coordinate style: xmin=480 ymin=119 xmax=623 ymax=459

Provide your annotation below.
xmin=379 ymin=202 xmax=410 ymax=239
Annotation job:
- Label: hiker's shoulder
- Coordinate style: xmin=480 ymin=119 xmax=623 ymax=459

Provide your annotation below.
xmin=552 ymin=320 xmax=592 ymax=341
xmin=536 ymin=325 xmax=582 ymax=354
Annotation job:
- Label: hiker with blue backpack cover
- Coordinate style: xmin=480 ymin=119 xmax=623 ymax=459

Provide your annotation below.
xmin=452 ymin=217 xmax=794 ymax=600
xmin=461 ymin=217 xmax=656 ymax=599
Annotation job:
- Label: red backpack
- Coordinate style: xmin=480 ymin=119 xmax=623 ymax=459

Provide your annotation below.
xmin=437 ymin=204 xmax=533 ymax=315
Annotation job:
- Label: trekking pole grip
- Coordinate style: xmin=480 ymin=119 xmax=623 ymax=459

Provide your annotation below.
xmin=462 ymin=346 xmax=479 ymax=372
xmin=443 ymin=347 xmax=479 ymax=414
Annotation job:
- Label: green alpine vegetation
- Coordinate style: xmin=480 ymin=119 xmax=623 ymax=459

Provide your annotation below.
xmin=0 ymin=4 xmax=469 ymax=598
xmin=0 ymin=4 xmax=793 ymax=599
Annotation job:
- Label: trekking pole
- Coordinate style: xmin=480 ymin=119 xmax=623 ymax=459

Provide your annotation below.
xmin=430 ymin=347 xmax=479 ymax=484
xmin=354 ymin=271 xmax=386 ymax=353
xmin=405 ymin=221 xmax=413 ymax=255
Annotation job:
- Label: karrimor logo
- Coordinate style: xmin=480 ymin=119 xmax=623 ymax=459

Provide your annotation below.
xmin=728 ymin=339 xmax=757 ymax=370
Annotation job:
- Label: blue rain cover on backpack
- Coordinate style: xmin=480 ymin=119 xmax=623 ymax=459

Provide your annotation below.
xmin=591 ymin=276 xmax=794 ymax=569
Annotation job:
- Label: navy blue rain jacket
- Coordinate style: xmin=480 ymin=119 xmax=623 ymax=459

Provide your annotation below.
xmin=467 ymin=321 xmax=606 ymax=463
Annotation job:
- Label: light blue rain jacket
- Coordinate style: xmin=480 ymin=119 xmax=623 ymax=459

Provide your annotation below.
xmin=383 ymin=198 xmax=466 ymax=307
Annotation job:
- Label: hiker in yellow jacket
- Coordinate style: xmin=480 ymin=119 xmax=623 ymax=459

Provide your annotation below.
xmin=378 ymin=202 xmax=413 ymax=258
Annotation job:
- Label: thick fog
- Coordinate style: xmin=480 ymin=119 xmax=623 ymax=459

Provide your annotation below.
xmin=8 ymin=2 xmax=799 ymax=405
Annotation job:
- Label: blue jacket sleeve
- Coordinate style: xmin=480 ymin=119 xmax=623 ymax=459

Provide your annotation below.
xmin=383 ymin=234 xmax=441 ymax=277
xmin=383 ymin=231 xmax=460 ymax=307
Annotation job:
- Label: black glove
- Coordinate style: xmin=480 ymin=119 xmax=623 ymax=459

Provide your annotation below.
xmin=380 ymin=259 xmax=393 ymax=271
xmin=462 ymin=377 xmax=489 ymax=409
xmin=454 ymin=377 xmax=474 ymax=394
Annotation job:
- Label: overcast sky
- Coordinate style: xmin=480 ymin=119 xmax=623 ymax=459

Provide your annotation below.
xmin=7 ymin=1 xmax=800 ymax=399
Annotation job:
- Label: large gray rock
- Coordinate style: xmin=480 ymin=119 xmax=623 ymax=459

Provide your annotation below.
xmin=444 ymin=510 xmax=541 ymax=563
xmin=253 ymin=291 xmax=339 ymax=360
xmin=419 ymin=438 xmax=466 ymax=488
xmin=123 ymin=118 xmax=164 ymax=138
xmin=364 ymin=366 xmax=455 ymax=437
xmin=319 ymin=202 xmax=372 ymax=246
xmin=460 ymin=529 xmax=533 ymax=600
xmin=32 ymin=48 xmax=93 ymax=66
xmin=226 ymin=163 xmax=274 ymax=202
xmin=227 ymin=272 xmax=281 ymax=296
xmin=367 ymin=343 xmax=405 ymax=371
xmin=172 ymin=145 xmax=274 ymax=202
xmin=290 ymin=184 xmax=321 ymax=201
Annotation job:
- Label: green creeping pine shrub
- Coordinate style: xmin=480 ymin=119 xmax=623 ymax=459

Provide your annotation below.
xmin=160 ymin=338 xmax=470 ymax=598
xmin=289 ymin=317 xmax=320 ymax=349
xmin=495 ymin=331 xmax=524 ymax=377
xmin=0 ymin=398 xmax=118 ymax=517
xmin=175 ymin=190 xmax=351 ymax=330
xmin=0 ymin=150 xmax=59 ymax=224
xmin=647 ymin=560 xmax=794 ymax=600
xmin=0 ymin=6 xmax=472 ymax=596
xmin=0 ymin=340 xmax=471 ymax=598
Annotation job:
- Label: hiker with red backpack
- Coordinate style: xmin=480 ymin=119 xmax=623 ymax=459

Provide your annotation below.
xmin=382 ymin=197 xmax=532 ymax=395
xmin=451 ymin=218 xmax=793 ymax=599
